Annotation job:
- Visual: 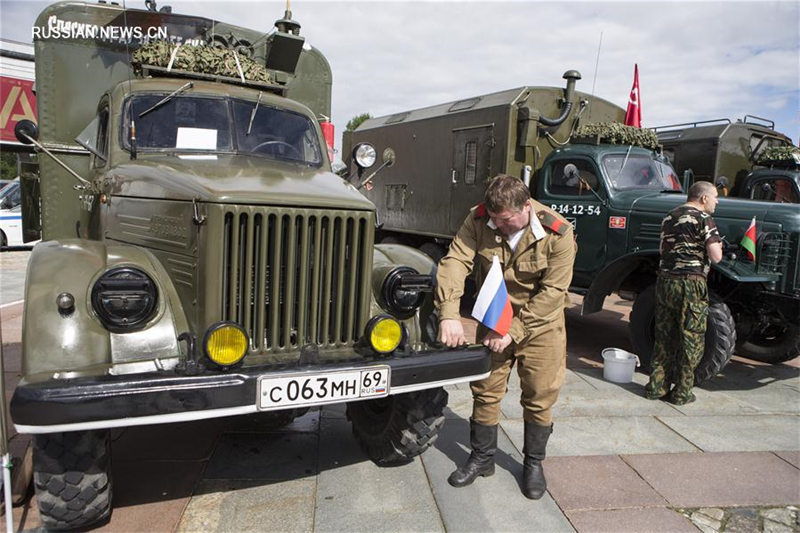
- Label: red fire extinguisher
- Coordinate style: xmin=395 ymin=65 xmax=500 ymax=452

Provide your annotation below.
xmin=320 ymin=119 xmax=335 ymax=163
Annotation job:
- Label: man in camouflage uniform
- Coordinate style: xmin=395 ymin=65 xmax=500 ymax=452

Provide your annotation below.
xmin=645 ymin=181 xmax=722 ymax=405
xmin=435 ymin=175 xmax=575 ymax=499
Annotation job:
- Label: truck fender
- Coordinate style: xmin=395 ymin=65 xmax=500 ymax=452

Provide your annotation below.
xmin=22 ymin=239 xmax=189 ymax=379
xmin=582 ymin=251 xmax=659 ymax=315
xmin=372 ymin=244 xmax=437 ymax=345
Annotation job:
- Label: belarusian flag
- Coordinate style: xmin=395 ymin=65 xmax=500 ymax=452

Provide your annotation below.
xmin=741 ymin=216 xmax=756 ymax=261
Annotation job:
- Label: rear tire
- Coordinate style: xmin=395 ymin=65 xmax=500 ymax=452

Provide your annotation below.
xmin=737 ymin=324 xmax=800 ymax=364
xmin=33 ymin=430 xmax=112 ymax=531
xmin=629 ymin=284 xmax=736 ymax=385
xmin=347 ymin=388 xmax=447 ymax=466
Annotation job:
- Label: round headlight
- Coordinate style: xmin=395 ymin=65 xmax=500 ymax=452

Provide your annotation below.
xmin=204 ymin=322 xmax=249 ymax=368
xmin=381 ymin=267 xmax=426 ymax=319
xmin=91 ymin=267 xmax=158 ymax=332
xmin=353 ymin=142 xmax=377 ymax=169
xmin=366 ymin=315 xmax=403 ymax=355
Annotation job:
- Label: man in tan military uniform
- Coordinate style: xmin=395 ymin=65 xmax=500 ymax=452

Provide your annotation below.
xmin=435 ymin=174 xmax=575 ymax=499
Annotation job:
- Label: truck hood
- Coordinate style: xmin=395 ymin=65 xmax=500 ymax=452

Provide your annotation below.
xmin=105 ymin=154 xmax=375 ymax=211
xmin=627 ymin=192 xmax=800 ymax=230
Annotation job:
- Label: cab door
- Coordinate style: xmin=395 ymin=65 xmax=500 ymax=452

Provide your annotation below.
xmin=542 ymin=157 xmax=609 ymax=281
xmin=448 ymin=125 xmax=494 ymax=234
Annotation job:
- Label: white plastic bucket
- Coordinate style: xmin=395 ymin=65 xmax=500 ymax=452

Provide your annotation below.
xmin=601 ymin=348 xmax=640 ymax=383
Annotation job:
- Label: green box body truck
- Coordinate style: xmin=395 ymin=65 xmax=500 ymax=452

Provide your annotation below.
xmin=344 ymin=72 xmax=800 ymax=389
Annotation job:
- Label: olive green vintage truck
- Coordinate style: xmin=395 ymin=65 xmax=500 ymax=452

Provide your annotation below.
xmin=653 ymin=116 xmax=793 ymax=190
xmin=10 ymin=2 xmax=489 ymax=529
xmin=344 ymin=72 xmax=800 ymax=388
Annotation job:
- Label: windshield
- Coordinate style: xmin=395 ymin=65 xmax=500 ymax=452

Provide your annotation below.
xmin=0 ymin=182 xmax=21 ymax=209
xmin=232 ymin=100 xmax=322 ymax=165
xmin=123 ymin=94 xmax=322 ymax=166
xmin=126 ymin=95 xmax=233 ymax=151
xmin=602 ymin=153 xmax=682 ymax=191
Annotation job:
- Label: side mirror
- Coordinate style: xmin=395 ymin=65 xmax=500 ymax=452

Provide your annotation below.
xmin=382 ymin=147 xmax=396 ymax=168
xmin=14 ymin=120 xmax=39 ymax=144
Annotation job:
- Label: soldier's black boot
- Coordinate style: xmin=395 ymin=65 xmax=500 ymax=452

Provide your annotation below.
xmin=448 ymin=419 xmax=497 ymax=487
xmin=522 ymin=422 xmax=552 ymax=500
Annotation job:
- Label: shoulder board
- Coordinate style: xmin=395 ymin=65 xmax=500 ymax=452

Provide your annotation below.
xmin=537 ymin=210 xmax=569 ymax=235
xmin=472 ymin=203 xmax=487 ymax=219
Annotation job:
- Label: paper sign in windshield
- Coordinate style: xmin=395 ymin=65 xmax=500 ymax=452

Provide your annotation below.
xmin=176 ymin=127 xmax=217 ymax=150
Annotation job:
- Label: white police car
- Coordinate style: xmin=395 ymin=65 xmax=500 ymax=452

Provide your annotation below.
xmin=0 ymin=180 xmax=26 ymax=248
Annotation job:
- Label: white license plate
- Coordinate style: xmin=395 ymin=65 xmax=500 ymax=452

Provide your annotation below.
xmin=257 ymin=366 xmax=390 ymax=410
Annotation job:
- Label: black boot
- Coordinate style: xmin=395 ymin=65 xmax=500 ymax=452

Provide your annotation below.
xmin=522 ymin=422 xmax=552 ymax=500
xmin=448 ymin=419 xmax=498 ymax=487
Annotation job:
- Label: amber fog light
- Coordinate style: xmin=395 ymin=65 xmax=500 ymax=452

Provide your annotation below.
xmin=366 ymin=315 xmax=403 ymax=355
xmin=204 ymin=322 xmax=249 ymax=368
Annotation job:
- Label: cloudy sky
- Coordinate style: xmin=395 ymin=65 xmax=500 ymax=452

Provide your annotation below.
xmin=2 ymin=0 xmax=798 ymax=154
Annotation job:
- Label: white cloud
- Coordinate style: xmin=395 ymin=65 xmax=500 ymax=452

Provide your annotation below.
xmin=1 ymin=0 xmax=798 ymax=147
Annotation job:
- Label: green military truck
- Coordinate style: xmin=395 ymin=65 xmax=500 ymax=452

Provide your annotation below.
xmin=653 ymin=116 xmax=794 ymax=190
xmin=731 ymin=146 xmax=800 ymax=203
xmin=10 ymin=2 xmax=490 ymax=529
xmin=343 ymin=72 xmax=800 ymax=385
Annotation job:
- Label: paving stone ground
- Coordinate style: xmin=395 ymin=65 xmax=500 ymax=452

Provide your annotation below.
xmin=1 ymin=260 xmax=798 ymax=532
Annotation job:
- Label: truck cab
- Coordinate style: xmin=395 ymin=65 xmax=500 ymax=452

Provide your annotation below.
xmin=534 ymin=144 xmax=681 ymax=287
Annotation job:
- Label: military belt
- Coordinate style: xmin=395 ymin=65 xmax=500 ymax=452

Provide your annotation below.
xmin=658 ymin=272 xmax=706 ymax=282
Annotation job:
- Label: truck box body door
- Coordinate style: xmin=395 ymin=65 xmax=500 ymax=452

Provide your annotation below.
xmin=449 ymin=125 xmax=494 ymax=234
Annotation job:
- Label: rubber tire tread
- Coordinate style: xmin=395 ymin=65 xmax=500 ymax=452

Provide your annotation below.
xmin=346 ymin=387 xmax=448 ymax=466
xmin=33 ymin=430 xmax=112 ymax=531
xmin=629 ymin=285 xmax=736 ymax=385
xmin=737 ymin=324 xmax=800 ymax=364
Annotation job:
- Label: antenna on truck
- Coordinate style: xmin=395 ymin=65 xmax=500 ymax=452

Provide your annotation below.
xmin=589 ymin=31 xmax=603 ymax=116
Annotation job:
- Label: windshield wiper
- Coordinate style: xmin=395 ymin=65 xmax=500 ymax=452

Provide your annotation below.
xmin=614 ymin=145 xmax=634 ymax=182
xmin=138 ymin=82 xmax=193 ymax=118
xmin=247 ymin=91 xmax=263 ymax=136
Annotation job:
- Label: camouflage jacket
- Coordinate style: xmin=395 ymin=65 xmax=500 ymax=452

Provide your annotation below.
xmin=659 ymin=205 xmax=721 ymax=277
xmin=435 ymin=199 xmax=576 ymax=344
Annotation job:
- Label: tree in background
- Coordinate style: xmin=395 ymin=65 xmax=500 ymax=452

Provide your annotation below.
xmin=346 ymin=113 xmax=371 ymax=132
xmin=1 ymin=151 xmax=17 ymax=181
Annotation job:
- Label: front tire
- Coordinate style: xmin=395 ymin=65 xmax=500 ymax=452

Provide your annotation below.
xmin=629 ymin=284 xmax=736 ymax=385
xmin=33 ymin=430 xmax=112 ymax=531
xmin=737 ymin=323 xmax=800 ymax=364
xmin=347 ymin=388 xmax=447 ymax=466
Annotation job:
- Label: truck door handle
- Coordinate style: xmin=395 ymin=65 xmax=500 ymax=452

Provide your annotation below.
xmin=451 ymin=170 xmax=457 ymax=184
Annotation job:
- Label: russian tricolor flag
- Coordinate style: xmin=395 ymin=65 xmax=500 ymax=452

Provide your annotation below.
xmin=471 ymin=255 xmax=513 ymax=336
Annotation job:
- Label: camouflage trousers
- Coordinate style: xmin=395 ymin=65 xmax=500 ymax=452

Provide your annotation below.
xmin=645 ymin=277 xmax=708 ymax=403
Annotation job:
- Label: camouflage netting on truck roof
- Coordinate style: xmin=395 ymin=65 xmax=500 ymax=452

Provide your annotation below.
xmin=131 ymin=41 xmax=272 ymax=83
xmin=755 ymin=146 xmax=800 ymax=167
xmin=574 ymin=123 xmax=660 ymax=151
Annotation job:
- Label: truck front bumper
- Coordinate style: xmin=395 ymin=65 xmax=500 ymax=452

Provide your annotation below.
xmin=11 ymin=345 xmax=490 ymax=434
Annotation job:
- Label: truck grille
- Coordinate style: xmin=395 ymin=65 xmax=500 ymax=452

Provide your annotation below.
xmin=220 ymin=207 xmax=373 ymax=352
xmin=757 ymin=232 xmax=791 ymax=275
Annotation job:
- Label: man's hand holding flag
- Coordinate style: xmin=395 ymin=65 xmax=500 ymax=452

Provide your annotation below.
xmin=472 ymin=255 xmax=514 ymax=352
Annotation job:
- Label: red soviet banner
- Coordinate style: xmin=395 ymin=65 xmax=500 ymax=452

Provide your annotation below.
xmin=1 ymin=76 xmax=37 ymax=144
